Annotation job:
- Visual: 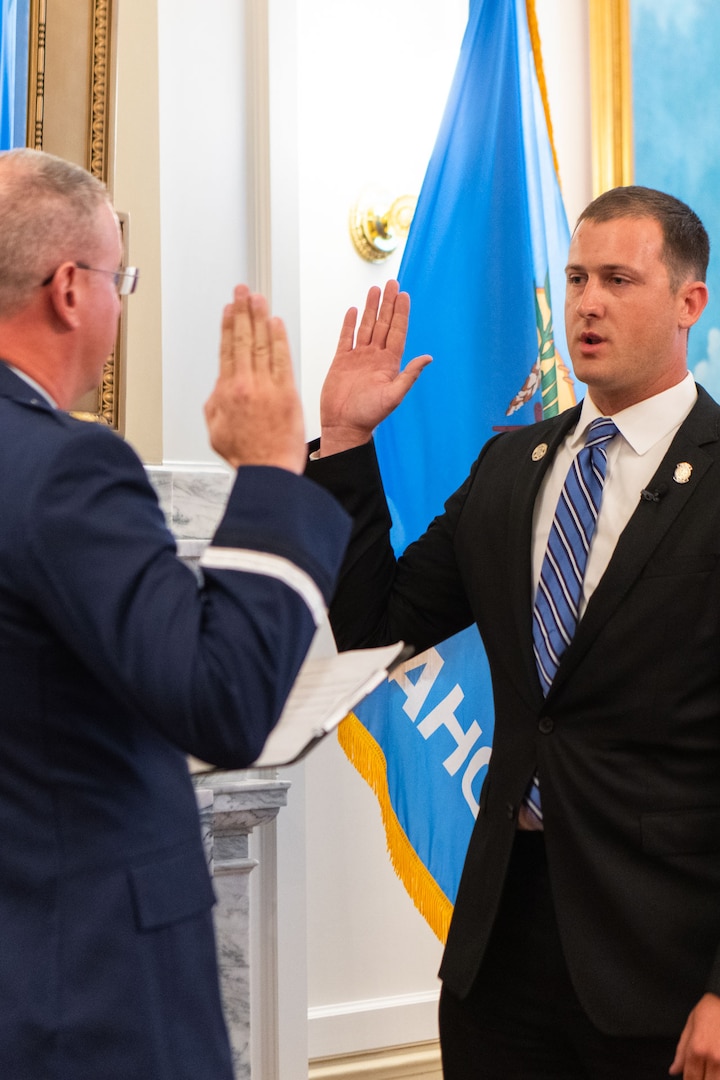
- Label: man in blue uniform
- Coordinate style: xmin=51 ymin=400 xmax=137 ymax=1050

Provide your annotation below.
xmin=0 ymin=147 xmax=354 ymax=1079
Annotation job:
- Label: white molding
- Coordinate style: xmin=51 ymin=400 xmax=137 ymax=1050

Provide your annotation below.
xmin=308 ymin=991 xmax=440 ymax=1060
xmin=249 ymin=818 xmax=281 ymax=1080
xmin=309 ymin=1040 xmax=441 ymax=1080
xmin=245 ymin=0 xmax=272 ymax=299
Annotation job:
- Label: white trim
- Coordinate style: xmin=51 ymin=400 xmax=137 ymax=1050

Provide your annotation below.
xmin=308 ymin=990 xmax=440 ymax=1059
xmin=200 ymin=547 xmax=326 ymax=627
xmin=246 ymin=0 xmax=272 ymax=299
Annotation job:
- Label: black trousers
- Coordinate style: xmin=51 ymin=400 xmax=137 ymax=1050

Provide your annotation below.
xmin=439 ymin=832 xmax=678 ymax=1080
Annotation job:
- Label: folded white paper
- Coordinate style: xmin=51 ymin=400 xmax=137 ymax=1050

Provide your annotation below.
xmin=251 ymin=638 xmax=409 ymax=767
xmin=189 ymin=616 xmax=410 ymax=771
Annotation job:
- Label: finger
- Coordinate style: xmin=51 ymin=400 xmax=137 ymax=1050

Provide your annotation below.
xmin=355 ymin=285 xmax=383 ymax=347
xmin=334 ymin=306 xmax=359 ymax=355
xmin=668 ymin=1028 xmax=689 ymax=1077
xmin=268 ymin=316 xmax=294 ymax=382
xmin=384 ymin=354 xmax=432 ymax=410
xmin=369 ymin=279 xmax=401 ymax=348
xmin=384 ymin=289 xmax=411 ymax=358
xmin=403 ymin=353 xmax=433 ymax=380
xmin=230 ymin=285 xmax=253 ymax=376
xmin=249 ymin=293 xmax=271 ymax=374
xmin=219 ymin=303 xmax=236 ymax=376
xmin=203 ymin=396 xmax=216 ymax=426
xmin=220 ymin=284 xmax=251 ymax=374
xmin=681 ymin=1055 xmax=705 ymax=1080
xmin=669 ymin=1032 xmax=686 ymax=1074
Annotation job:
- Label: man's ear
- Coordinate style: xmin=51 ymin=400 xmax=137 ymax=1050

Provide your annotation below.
xmin=47 ymin=262 xmax=82 ymax=329
xmin=679 ymin=280 xmax=709 ymax=330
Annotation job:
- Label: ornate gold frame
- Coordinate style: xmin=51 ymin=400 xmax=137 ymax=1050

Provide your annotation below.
xmin=26 ymin=0 xmax=119 ymax=426
xmin=588 ymin=0 xmax=633 ymax=194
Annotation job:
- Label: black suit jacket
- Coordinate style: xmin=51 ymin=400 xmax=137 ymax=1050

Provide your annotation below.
xmin=307 ymin=385 xmax=720 ymax=1037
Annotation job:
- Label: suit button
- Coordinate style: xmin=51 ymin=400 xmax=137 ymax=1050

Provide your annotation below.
xmin=538 ymin=716 xmax=554 ymax=734
xmin=506 ymin=802 xmax=516 ymax=820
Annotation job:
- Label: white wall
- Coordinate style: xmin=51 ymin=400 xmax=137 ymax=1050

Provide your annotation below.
xmin=295 ymin=0 xmax=471 ymax=439
xmin=156 ymin=0 xmax=249 ymax=467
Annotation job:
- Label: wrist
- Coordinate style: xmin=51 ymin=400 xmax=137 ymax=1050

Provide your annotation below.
xmin=319 ymin=424 xmax=373 ymax=458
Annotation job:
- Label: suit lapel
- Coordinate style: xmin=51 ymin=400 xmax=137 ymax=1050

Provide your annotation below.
xmin=546 ymin=388 xmax=720 ymax=701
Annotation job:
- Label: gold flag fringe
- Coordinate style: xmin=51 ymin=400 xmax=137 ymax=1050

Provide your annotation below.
xmin=526 ymin=0 xmax=561 ymax=182
xmin=338 ymin=712 xmax=454 ymax=943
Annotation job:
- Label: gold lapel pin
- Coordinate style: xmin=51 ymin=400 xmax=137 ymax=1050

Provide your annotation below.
xmin=673 ymin=462 xmax=693 ymax=484
xmin=531 ymin=443 xmax=548 ymax=462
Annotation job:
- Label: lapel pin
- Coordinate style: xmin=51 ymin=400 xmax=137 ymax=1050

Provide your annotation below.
xmin=531 ymin=443 xmax=548 ymax=462
xmin=673 ymin=462 xmax=693 ymax=485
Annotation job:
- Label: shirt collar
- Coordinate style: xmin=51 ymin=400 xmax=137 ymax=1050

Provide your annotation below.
xmin=571 ymin=372 xmax=697 ymax=456
xmin=6 ymin=364 xmax=59 ymax=409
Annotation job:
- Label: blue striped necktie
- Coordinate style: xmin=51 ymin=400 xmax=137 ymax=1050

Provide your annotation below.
xmin=523 ymin=416 xmax=619 ymax=826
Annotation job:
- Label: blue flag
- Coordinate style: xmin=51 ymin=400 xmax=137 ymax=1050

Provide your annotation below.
xmin=338 ymin=0 xmax=576 ymax=940
xmin=0 ymin=0 xmax=30 ymax=151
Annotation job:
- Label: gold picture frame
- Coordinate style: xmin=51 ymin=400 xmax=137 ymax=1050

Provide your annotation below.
xmin=588 ymin=0 xmax=633 ymax=195
xmin=26 ymin=0 xmax=120 ymax=426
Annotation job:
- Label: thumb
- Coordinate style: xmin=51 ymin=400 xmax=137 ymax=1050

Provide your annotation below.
xmin=669 ymin=1023 xmax=690 ymax=1076
xmin=387 ymin=354 xmax=432 ymax=404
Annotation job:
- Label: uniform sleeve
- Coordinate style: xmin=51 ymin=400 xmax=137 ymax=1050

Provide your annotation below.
xmin=21 ymin=424 xmax=351 ymax=767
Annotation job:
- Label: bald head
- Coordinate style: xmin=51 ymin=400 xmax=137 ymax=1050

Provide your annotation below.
xmin=0 ymin=149 xmax=113 ymax=318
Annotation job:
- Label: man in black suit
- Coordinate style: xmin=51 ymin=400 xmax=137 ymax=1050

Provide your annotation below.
xmin=307 ymin=186 xmax=720 ymax=1078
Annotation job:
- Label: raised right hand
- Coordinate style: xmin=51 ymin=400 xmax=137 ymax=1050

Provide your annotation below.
xmin=204 ymin=285 xmax=306 ymax=474
xmin=319 ymin=280 xmax=431 ymax=457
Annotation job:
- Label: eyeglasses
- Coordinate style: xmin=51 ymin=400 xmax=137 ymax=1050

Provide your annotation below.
xmin=41 ymin=261 xmax=140 ymax=296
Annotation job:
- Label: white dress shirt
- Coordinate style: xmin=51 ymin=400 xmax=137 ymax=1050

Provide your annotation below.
xmin=7 ymin=363 xmax=58 ymax=409
xmin=531 ymin=373 xmax=698 ymax=618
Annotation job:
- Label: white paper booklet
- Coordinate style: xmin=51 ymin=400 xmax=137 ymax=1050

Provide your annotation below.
xmin=190 ymin=617 xmax=410 ymax=771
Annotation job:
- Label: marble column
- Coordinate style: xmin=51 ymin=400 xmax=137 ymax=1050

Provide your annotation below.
xmin=193 ymin=774 xmax=289 ymax=1080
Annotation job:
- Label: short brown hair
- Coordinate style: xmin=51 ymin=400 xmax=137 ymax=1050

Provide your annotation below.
xmin=575 ymin=186 xmax=710 ymax=291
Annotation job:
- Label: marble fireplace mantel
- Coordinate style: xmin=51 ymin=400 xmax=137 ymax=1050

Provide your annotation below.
xmin=147 ymin=463 xmax=289 ymax=1080
xmin=193 ymin=775 xmax=289 ymax=1080
xmin=145 ymin=463 xmax=233 ymax=549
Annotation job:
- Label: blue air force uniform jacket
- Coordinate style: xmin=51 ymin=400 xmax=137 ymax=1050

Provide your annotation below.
xmin=0 ymin=361 xmax=350 ymax=1080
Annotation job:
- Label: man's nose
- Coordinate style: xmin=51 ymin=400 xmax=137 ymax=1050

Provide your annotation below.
xmin=576 ymin=280 xmax=603 ymax=318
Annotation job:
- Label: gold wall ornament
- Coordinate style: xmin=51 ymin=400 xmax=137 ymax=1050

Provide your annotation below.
xmin=27 ymin=0 xmax=120 ymax=428
xmin=27 ymin=0 xmax=46 ymax=149
xmin=589 ymin=0 xmax=634 ymax=194
xmin=349 ymin=188 xmax=418 ymax=262
xmin=89 ymin=0 xmax=112 ymax=183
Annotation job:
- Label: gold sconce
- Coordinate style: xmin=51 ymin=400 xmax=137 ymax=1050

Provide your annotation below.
xmin=349 ymin=188 xmax=418 ymax=262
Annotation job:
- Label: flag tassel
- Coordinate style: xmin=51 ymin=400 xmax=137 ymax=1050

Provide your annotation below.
xmin=338 ymin=713 xmax=454 ymax=943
